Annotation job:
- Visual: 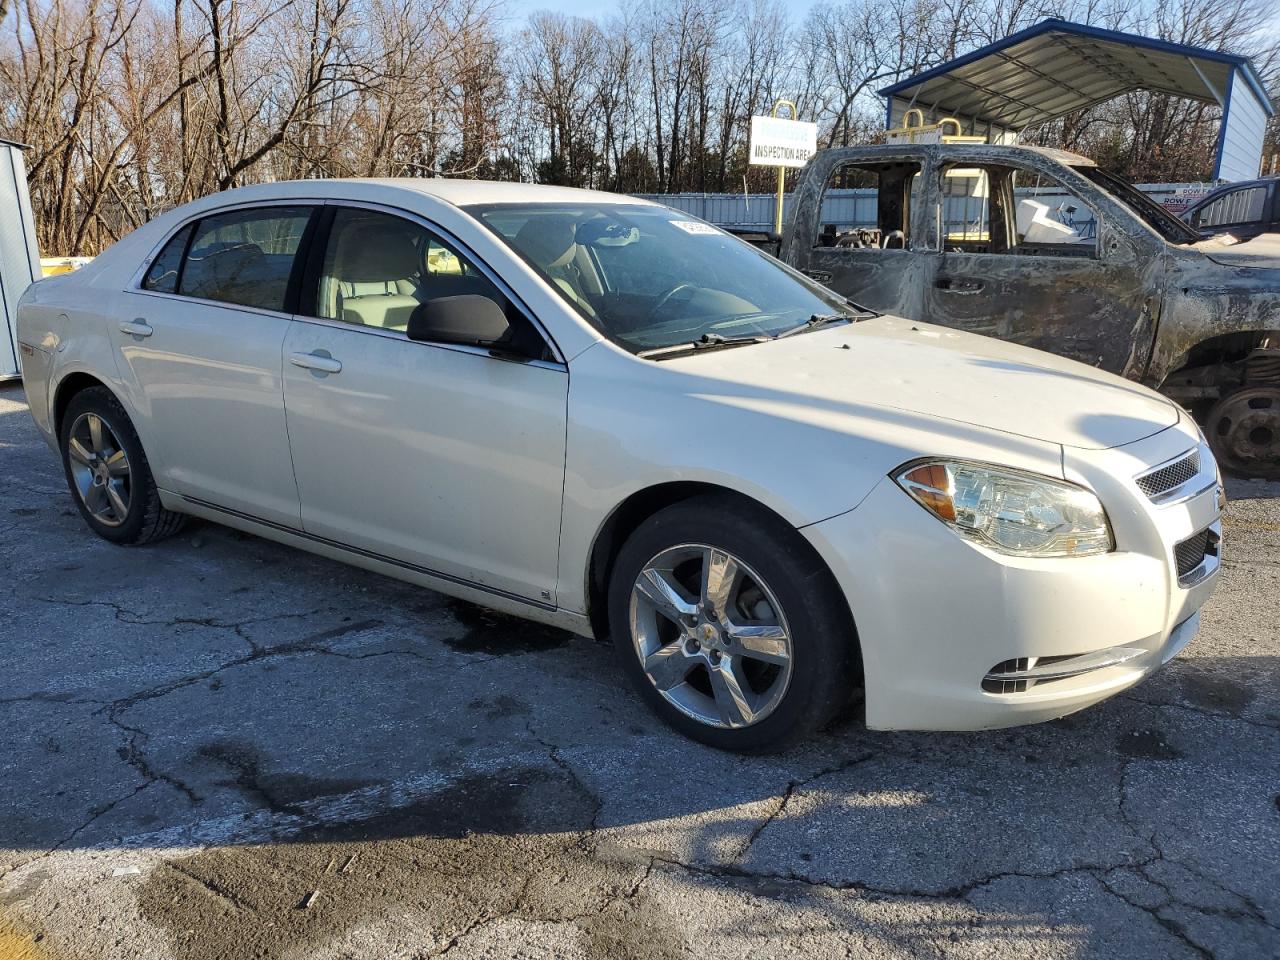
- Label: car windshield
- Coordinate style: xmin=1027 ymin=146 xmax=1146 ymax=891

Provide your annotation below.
xmin=471 ymin=202 xmax=864 ymax=354
xmin=1073 ymin=166 xmax=1201 ymax=245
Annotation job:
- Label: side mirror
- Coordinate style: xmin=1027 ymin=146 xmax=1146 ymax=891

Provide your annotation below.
xmin=407 ymin=295 xmax=510 ymax=347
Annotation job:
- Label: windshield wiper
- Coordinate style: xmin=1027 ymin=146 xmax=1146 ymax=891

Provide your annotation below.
xmin=637 ymin=332 xmax=771 ymax=360
xmin=774 ymin=313 xmax=854 ymax=339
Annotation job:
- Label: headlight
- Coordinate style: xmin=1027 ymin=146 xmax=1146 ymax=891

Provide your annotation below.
xmin=894 ymin=460 xmax=1113 ymax=557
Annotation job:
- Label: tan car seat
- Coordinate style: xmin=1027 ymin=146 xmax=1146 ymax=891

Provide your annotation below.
xmin=325 ymin=219 xmax=423 ymax=330
xmin=511 ymin=216 xmax=597 ymax=317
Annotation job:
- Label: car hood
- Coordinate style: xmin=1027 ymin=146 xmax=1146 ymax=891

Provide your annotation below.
xmin=663 ymin=315 xmax=1179 ymax=451
xmin=1194 ymin=233 xmax=1280 ymax=268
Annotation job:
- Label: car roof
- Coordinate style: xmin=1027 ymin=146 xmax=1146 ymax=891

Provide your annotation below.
xmin=812 ymin=142 xmax=1095 ymax=167
xmin=184 ymin=177 xmax=659 ymax=212
xmin=347 ymin=178 xmax=657 ymax=207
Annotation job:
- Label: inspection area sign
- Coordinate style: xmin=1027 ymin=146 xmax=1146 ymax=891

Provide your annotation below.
xmin=749 ymin=115 xmax=818 ymax=167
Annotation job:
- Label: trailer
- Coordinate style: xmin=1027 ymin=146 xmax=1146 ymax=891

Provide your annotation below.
xmin=0 ymin=138 xmax=42 ymax=381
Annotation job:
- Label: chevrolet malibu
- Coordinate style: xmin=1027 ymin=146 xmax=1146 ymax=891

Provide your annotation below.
xmin=16 ymin=180 xmax=1224 ymax=751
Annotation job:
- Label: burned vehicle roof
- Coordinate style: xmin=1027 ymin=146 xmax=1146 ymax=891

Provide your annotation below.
xmin=816 ymin=143 xmax=1096 ymax=166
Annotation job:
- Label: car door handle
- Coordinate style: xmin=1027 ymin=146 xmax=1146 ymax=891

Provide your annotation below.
xmin=289 ymin=351 xmax=342 ymax=374
xmin=118 ymin=319 xmax=154 ymax=338
xmin=935 ymin=277 xmax=985 ymax=293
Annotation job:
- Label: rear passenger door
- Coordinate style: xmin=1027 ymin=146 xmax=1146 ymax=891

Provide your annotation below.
xmin=281 ymin=205 xmax=568 ymax=605
xmin=114 ymin=203 xmax=318 ymax=527
xmin=924 ymin=159 xmax=1159 ymax=376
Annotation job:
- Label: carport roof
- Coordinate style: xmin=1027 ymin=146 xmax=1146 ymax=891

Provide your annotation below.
xmin=879 ymin=18 xmax=1275 ymax=131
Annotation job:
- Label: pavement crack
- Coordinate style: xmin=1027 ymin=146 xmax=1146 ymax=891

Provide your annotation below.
xmin=5 ymin=778 xmax=161 ymax=877
xmin=649 ymin=852 xmax=1142 ymax=906
xmin=107 ymin=710 xmax=203 ymax=806
xmin=53 ymin=779 xmax=157 ymax=852
xmin=32 ymin=596 xmax=318 ymax=633
xmin=430 ymin=872 xmax=536 ymax=957
xmin=734 ymin=752 xmax=877 ymax=863
xmin=525 ymin=722 xmax=603 ymax=854
xmin=1119 ymin=692 xmax=1280 ymax=734
xmin=1094 ymin=872 xmax=1217 ymax=959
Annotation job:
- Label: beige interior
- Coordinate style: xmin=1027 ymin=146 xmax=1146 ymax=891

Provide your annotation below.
xmin=511 ymin=216 xmax=599 ymax=317
xmin=322 ymin=218 xmax=424 ymax=330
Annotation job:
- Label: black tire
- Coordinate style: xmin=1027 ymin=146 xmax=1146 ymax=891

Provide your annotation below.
xmin=607 ymin=493 xmax=859 ymax=752
xmin=1204 ymin=386 xmax=1280 ymax=480
xmin=58 ymin=386 xmax=187 ymax=545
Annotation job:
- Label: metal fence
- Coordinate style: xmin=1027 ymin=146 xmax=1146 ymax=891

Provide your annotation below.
xmin=632 ymin=183 xmax=1200 ymax=233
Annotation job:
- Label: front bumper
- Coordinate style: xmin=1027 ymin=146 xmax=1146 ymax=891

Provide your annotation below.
xmin=802 ymin=422 xmax=1221 ymax=731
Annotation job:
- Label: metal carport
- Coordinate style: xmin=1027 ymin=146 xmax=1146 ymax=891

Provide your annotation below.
xmin=879 ymin=18 xmax=1275 ymax=181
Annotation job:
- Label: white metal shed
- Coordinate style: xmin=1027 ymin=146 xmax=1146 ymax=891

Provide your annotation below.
xmin=0 ymin=138 xmax=41 ymax=381
xmin=880 ymin=18 xmax=1276 ymax=182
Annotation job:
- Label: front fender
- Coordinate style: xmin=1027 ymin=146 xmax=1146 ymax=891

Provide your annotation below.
xmin=1150 ymin=249 xmax=1280 ymax=385
xmin=555 ymin=341 xmax=1064 ymax=615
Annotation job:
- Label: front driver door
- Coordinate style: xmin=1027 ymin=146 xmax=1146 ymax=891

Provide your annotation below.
xmin=785 ymin=149 xmax=931 ymax=319
xmin=923 ymin=158 xmax=1161 ymax=377
xmin=281 ymin=205 xmax=568 ymax=605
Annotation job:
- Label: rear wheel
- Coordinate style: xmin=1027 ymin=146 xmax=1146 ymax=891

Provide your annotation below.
xmin=608 ymin=495 xmax=858 ymax=752
xmin=1205 ymin=386 xmax=1280 ymax=480
xmin=59 ymin=387 xmax=186 ymax=544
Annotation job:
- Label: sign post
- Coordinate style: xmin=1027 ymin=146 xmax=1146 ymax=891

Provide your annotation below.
xmin=748 ymin=101 xmax=817 ymax=234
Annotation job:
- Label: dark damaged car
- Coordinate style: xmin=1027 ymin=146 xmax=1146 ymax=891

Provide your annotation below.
xmin=776 ymin=144 xmax=1280 ymax=477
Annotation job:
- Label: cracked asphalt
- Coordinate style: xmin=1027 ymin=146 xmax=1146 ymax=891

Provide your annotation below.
xmin=1 ymin=379 xmax=1278 ymax=960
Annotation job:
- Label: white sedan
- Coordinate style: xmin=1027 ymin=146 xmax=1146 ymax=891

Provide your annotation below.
xmin=16 ymin=179 xmax=1223 ymax=751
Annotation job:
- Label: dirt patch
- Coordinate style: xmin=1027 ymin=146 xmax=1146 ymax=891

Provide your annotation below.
xmin=442 ymin=600 xmax=572 ymax=656
xmin=136 ymin=764 xmax=683 ymax=960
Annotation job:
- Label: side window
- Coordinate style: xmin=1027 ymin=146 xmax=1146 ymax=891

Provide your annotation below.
xmin=1196 ymin=187 xmax=1267 ymax=229
xmin=940 ymin=167 xmax=991 ymax=247
xmin=939 ymin=163 xmax=1097 ymax=258
xmin=815 ymin=161 xmax=922 ymax=250
xmin=179 ymin=207 xmax=312 ymax=311
xmin=141 ymin=225 xmax=193 ymax=294
xmin=317 ymin=208 xmax=505 ymax=333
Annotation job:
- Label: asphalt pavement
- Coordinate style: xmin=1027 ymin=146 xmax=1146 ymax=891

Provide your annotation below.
xmin=1 ymin=380 xmax=1277 ymax=960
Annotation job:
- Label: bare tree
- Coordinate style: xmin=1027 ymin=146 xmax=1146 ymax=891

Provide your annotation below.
xmin=1 ymin=0 xmax=1276 ymax=255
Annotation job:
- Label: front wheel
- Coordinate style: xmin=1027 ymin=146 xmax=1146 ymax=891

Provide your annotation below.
xmin=608 ymin=495 xmax=859 ymax=752
xmin=1205 ymin=386 xmax=1280 ymax=480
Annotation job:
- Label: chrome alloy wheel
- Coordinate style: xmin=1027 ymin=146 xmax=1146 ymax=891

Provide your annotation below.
xmin=66 ymin=412 xmax=132 ymax=527
xmin=628 ymin=544 xmax=794 ymax=729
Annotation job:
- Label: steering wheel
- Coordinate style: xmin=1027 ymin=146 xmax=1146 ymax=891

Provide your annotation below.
xmin=881 ymin=230 xmax=906 ymax=250
xmin=649 ymin=282 xmax=700 ymax=318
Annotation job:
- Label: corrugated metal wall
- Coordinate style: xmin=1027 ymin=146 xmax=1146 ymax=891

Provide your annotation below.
xmin=0 ymin=144 xmax=41 ymax=379
xmin=1216 ymin=68 xmax=1270 ymax=182
xmin=632 ymin=183 xmax=1196 ymax=233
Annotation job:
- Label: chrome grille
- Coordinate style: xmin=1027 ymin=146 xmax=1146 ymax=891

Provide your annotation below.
xmin=1136 ymin=450 xmax=1199 ymax=500
xmin=1174 ymin=529 xmax=1212 ymax=580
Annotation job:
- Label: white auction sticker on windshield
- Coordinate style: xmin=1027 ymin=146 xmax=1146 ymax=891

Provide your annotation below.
xmin=671 ymin=220 xmax=722 ymax=235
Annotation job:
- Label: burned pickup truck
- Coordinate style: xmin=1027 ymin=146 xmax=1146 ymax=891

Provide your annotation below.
xmin=772 ymin=144 xmax=1280 ymax=477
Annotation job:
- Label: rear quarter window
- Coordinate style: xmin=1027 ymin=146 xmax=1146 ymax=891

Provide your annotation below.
xmin=141 ymin=225 xmax=193 ymax=294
